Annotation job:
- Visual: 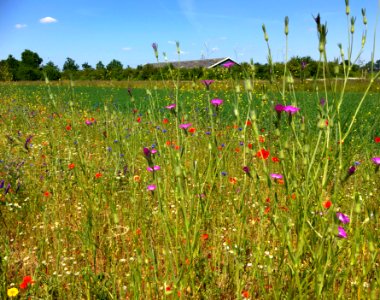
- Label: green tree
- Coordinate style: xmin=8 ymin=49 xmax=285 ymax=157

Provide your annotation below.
xmin=106 ymin=59 xmax=123 ymax=80
xmin=62 ymin=57 xmax=79 ymax=79
xmin=17 ymin=50 xmax=43 ymax=80
xmin=43 ymin=61 xmax=61 ymax=80
xmin=93 ymin=61 xmax=106 ymax=80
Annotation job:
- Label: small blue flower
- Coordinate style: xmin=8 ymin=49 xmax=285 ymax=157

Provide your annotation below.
xmin=221 ymin=171 xmax=227 ymax=176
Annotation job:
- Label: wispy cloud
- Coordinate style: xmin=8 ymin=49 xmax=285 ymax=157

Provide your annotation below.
xmin=122 ymin=47 xmax=132 ymax=51
xmin=39 ymin=17 xmax=58 ymax=24
xmin=168 ymin=40 xmax=176 ymax=45
xmin=15 ymin=24 xmax=27 ymax=29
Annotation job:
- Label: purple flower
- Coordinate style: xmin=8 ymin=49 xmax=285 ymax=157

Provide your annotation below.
xmin=337 ymin=226 xmax=347 ymax=238
xmin=210 ymin=99 xmax=223 ymax=107
xmin=371 ymin=157 xmax=380 ymax=165
xmin=147 ymin=184 xmax=157 ymax=191
xmin=336 ymin=212 xmax=350 ymax=224
xmin=301 ymin=61 xmax=307 ymax=70
xmin=275 ymin=104 xmax=284 ymax=113
xmin=283 ymin=105 xmax=300 ymax=115
xmin=270 ymin=173 xmax=283 ymax=179
xmin=348 ymin=166 xmax=356 ymax=175
xmin=201 ymin=80 xmax=214 ymax=89
xmin=165 ymin=104 xmax=176 ymax=110
xmin=320 ymin=98 xmax=326 ymax=106
xmin=152 ymin=42 xmax=158 ymax=52
xmin=222 ymin=61 xmax=235 ymax=68
xmin=143 ymin=147 xmax=151 ymax=157
xmin=147 ymin=165 xmax=161 ymax=172
xmin=242 ymin=166 xmax=250 ymax=173
xmin=0 ymin=180 xmax=4 ymax=189
xmin=179 ymin=123 xmax=192 ymax=130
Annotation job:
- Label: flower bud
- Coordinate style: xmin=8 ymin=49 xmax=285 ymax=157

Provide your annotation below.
xmin=262 ymin=24 xmax=269 ymax=42
xmin=284 ymin=16 xmax=289 ymax=36
xmin=361 ymin=8 xmax=367 ymax=25
xmin=176 ymin=41 xmax=180 ymax=55
xmin=345 ymin=0 xmax=350 ymax=15
xmin=350 ymin=16 xmax=356 ymax=34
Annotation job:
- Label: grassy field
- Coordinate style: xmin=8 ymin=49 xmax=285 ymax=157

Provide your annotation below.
xmin=0 ymin=76 xmax=379 ymax=299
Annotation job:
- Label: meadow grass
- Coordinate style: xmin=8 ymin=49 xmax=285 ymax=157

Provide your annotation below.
xmin=1 ymin=2 xmax=380 ymax=299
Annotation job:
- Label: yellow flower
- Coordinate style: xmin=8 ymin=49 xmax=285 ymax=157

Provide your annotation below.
xmin=7 ymin=287 xmax=19 ymax=297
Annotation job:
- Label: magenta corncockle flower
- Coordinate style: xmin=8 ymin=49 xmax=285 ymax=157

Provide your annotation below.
xmin=201 ymin=80 xmax=214 ymax=88
xmin=348 ymin=165 xmax=356 ymax=175
xmin=210 ymin=99 xmax=223 ymax=107
xmin=147 ymin=165 xmax=160 ymax=172
xmin=275 ymin=104 xmax=284 ymax=113
xmin=336 ymin=212 xmax=350 ymax=224
xmin=166 ymin=104 xmax=176 ymax=110
xmin=222 ymin=61 xmax=235 ymax=68
xmin=143 ymin=147 xmax=151 ymax=157
xmin=371 ymin=157 xmax=380 ymax=165
xmin=283 ymin=105 xmax=300 ymax=114
xmin=152 ymin=43 xmax=158 ymax=52
xmin=179 ymin=123 xmax=192 ymax=130
xmin=151 ymin=149 xmax=157 ymax=154
xmin=242 ymin=166 xmax=250 ymax=173
xmin=147 ymin=184 xmax=156 ymax=191
xmin=337 ymin=226 xmax=347 ymax=238
xmin=270 ymin=173 xmax=283 ymax=179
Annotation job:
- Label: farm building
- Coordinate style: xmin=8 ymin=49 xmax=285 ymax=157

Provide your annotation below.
xmin=147 ymin=57 xmax=239 ymax=69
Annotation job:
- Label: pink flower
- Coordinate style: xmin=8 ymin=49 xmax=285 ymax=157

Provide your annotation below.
xmin=274 ymin=104 xmax=284 ymax=112
xmin=147 ymin=166 xmax=161 ymax=172
xmin=210 ymin=98 xmax=223 ymax=107
xmin=337 ymin=226 xmax=347 ymax=238
xmin=147 ymin=184 xmax=157 ymax=191
xmin=336 ymin=212 xmax=350 ymax=224
xmin=179 ymin=123 xmax=192 ymax=130
xmin=371 ymin=157 xmax=380 ymax=165
xmin=283 ymin=105 xmax=300 ymax=114
xmin=166 ymin=104 xmax=176 ymax=110
xmin=270 ymin=173 xmax=283 ymax=179
xmin=222 ymin=61 xmax=235 ymax=68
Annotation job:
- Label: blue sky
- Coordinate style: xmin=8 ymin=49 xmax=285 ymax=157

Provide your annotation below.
xmin=0 ymin=0 xmax=379 ymax=69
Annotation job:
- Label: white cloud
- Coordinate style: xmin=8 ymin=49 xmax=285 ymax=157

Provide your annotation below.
xmin=15 ymin=24 xmax=27 ymax=29
xmin=168 ymin=41 xmax=176 ymax=45
xmin=122 ymin=47 xmax=132 ymax=51
xmin=211 ymin=47 xmax=219 ymax=52
xmin=39 ymin=17 xmax=58 ymax=24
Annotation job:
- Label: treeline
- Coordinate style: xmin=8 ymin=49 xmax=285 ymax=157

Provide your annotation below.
xmin=1 ymin=49 xmax=379 ymax=82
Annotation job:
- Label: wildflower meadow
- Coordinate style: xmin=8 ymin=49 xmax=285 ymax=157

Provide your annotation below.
xmin=1 ymin=1 xmax=380 ymax=299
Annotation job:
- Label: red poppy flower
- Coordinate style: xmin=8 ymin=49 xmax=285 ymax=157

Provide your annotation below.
xmin=323 ymin=200 xmax=332 ymax=209
xmin=188 ymin=127 xmax=196 ymax=134
xmin=247 ymin=143 xmax=253 ymax=149
xmin=43 ymin=191 xmax=50 ymax=197
xmin=68 ymin=163 xmax=75 ymax=170
xmin=95 ymin=172 xmax=102 ymax=179
xmin=136 ymin=117 xmax=141 ymax=123
xmin=242 ymin=291 xmax=250 ymax=298
xmin=201 ymin=233 xmax=209 ymax=241
xmin=66 ymin=125 xmax=72 ymax=131
xmin=271 ymin=156 xmax=280 ymax=163
xmin=375 ymin=137 xmax=380 ymax=143
xmin=256 ymin=148 xmax=270 ymax=160
xmin=163 ymin=118 xmax=169 ymax=124
xmin=259 ymin=135 xmax=265 ymax=143
xmin=20 ymin=276 xmax=34 ymax=289
xmin=246 ymin=120 xmax=252 ymax=126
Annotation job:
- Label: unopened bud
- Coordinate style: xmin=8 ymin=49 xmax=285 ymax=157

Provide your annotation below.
xmin=350 ymin=16 xmax=356 ymax=34
xmin=262 ymin=24 xmax=269 ymax=42
xmin=361 ymin=33 xmax=366 ymax=47
xmin=176 ymin=41 xmax=180 ymax=55
xmin=284 ymin=16 xmax=289 ymax=36
xmin=345 ymin=0 xmax=350 ymax=15
xmin=361 ymin=8 xmax=367 ymax=25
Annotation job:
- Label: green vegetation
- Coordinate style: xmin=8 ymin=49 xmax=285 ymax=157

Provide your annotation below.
xmin=1 ymin=1 xmax=380 ymax=299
